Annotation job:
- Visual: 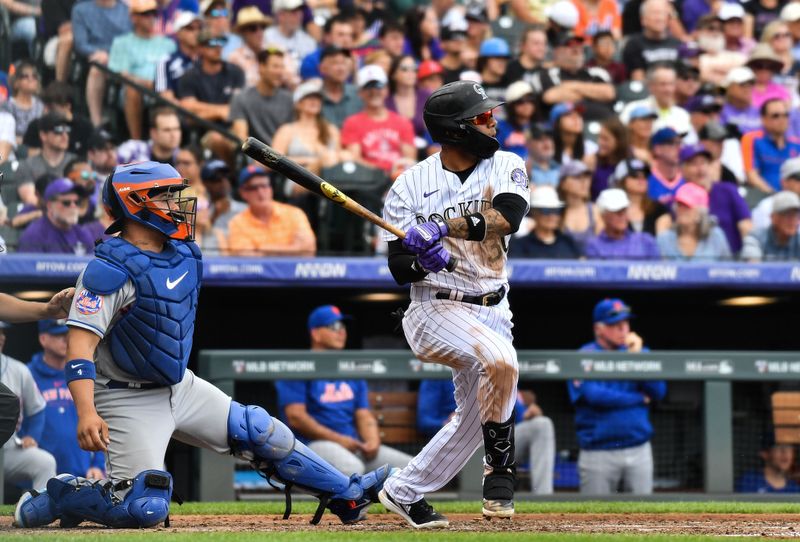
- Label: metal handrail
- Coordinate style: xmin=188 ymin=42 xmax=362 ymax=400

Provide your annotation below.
xmin=88 ymin=59 xmax=242 ymax=144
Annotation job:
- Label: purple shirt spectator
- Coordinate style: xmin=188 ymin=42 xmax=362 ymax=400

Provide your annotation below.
xmin=585 ymin=231 xmax=661 ymax=260
xmin=18 ymin=217 xmax=96 ymax=255
xmin=17 ymin=178 xmax=98 ymax=255
xmin=385 ymin=87 xmax=431 ymax=139
xmin=709 ymin=180 xmax=752 ymax=253
xmin=721 ymin=103 xmax=761 ymax=134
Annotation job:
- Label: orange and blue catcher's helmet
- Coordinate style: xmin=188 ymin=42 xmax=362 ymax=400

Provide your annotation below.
xmin=102 ymin=161 xmax=197 ymax=241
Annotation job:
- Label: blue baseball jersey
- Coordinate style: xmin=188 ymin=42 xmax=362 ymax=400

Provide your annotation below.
xmin=736 ymin=470 xmax=800 ymax=493
xmin=568 ymin=341 xmax=666 ymax=450
xmin=275 ymin=380 xmax=369 ymax=441
xmin=27 ymin=353 xmax=105 ymax=476
xmin=417 ymin=379 xmax=525 ymax=437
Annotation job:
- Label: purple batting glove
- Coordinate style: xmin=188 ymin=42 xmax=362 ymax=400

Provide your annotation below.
xmin=403 ymin=220 xmax=449 ymax=253
xmin=417 ymin=243 xmax=451 ymax=273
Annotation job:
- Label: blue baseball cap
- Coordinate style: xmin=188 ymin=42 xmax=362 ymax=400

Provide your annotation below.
xmin=308 ymin=305 xmax=351 ymax=330
xmin=549 ymin=102 xmax=584 ymax=128
xmin=200 ymin=159 xmax=230 ymax=182
xmin=592 ymin=298 xmax=633 ymax=325
xmin=238 ymin=165 xmax=269 ymax=187
xmin=627 ymin=105 xmax=658 ymax=122
xmin=649 ymin=127 xmax=682 ymax=147
xmin=679 ymin=143 xmax=712 ymax=163
xmin=38 ymin=319 xmax=68 ymax=335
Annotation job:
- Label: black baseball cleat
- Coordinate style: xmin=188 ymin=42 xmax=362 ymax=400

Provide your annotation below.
xmin=378 ymin=489 xmax=449 ymax=529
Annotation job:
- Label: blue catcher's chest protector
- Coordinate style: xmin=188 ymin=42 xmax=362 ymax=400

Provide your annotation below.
xmin=84 ymin=237 xmax=202 ymax=385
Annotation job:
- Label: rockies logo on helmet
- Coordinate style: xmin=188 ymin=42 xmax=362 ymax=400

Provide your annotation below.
xmin=423 ymin=80 xmax=504 ymax=159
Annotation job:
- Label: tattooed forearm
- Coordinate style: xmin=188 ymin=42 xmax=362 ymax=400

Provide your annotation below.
xmin=445 ymin=208 xmax=512 ymax=240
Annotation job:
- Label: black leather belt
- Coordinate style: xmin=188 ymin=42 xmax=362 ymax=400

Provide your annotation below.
xmin=105 ymin=379 xmax=163 ymax=390
xmin=435 ymin=286 xmax=506 ymax=306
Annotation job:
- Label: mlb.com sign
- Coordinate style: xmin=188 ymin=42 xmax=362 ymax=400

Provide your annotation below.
xmin=626 ymin=264 xmax=677 ymax=281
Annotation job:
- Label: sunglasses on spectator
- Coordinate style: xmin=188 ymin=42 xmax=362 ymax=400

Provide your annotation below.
xmin=241 ymin=182 xmax=271 ymax=192
xmin=242 ymin=24 xmax=266 ymax=32
xmin=535 ymin=208 xmax=562 ymax=216
xmin=750 ymin=62 xmax=777 ymax=71
xmin=209 ymin=8 xmax=228 ymax=17
xmin=56 ymin=198 xmax=80 ymax=207
xmin=138 ymin=9 xmax=158 ymax=17
xmin=50 ymin=125 xmax=71 ymax=134
xmin=398 ymin=64 xmax=417 ymax=72
xmin=767 ymin=112 xmax=789 ymax=119
xmin=772 ymin=32 xmax=792 ymax=39
xmin=465 ymin=110 xmax=494 ymax=126
xmin=325 ymin=321 xmax=345 ymax=331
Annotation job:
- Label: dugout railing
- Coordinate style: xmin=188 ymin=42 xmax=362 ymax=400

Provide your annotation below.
xmin=196 ymin=349 xmax=800 ymax=501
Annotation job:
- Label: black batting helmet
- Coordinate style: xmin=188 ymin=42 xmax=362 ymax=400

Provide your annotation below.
xmin=423 ymin=80 xmax=504 ymax=159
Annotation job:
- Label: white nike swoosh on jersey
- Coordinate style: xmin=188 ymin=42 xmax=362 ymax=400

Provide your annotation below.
xmin=166 ymin=271 xmax=189 ymax=290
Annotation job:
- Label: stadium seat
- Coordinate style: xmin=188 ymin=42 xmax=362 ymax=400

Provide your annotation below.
xmin=368 ymin=391 xmax=421 ymax=446
xmin=771 ymin=392 xmax=800 ymax=443
xmin=316 ymin=162 xmax=389 ymax=255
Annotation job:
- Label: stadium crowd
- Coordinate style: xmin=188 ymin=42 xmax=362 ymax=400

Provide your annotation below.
xmin=2 ymin=0 xmax=800 ymax=261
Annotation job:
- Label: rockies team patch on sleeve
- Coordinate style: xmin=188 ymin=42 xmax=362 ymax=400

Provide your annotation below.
xmin=510 ymin=168 xmax=528 ymax=188
xmin=76 ymin=289 xmax=103 ymax=315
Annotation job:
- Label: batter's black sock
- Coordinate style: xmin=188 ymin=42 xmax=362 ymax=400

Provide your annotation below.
xmin=482 ymin=411 xmax=516 ymax=501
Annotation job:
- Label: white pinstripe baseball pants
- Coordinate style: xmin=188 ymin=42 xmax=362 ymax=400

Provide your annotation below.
xmin=383 ymin=298 xmax=519 ymax=504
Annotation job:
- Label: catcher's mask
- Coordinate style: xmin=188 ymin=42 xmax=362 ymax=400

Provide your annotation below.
xmin=103 ymin=161 xmax=197 ymax=242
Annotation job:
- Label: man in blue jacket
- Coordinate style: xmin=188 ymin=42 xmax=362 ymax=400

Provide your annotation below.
xmin=568 ymin=298 xmax=666 ymax=494
xmin=28 ymin=319 xmax=105 ymax=479
xmin=417 ymin=380 xmax=556 ymax=494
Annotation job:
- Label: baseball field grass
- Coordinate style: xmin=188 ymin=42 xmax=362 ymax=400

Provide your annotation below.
xmin=1 ymin=501 xmax=799 ymax=540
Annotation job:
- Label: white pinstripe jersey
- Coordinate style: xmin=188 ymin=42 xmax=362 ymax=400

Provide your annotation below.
xmin=383 ymin=150 xmax=530 ymax=295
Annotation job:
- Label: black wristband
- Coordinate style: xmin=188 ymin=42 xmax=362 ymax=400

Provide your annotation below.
xmin=465 ymin=212 xmax=487 ymax=241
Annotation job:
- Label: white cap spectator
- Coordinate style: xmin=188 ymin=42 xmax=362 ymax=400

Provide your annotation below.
xmin=721 ymin=66 xmax=755 ymax=88
xmin=505 ymin=81 xmax=535 ymax=103
xmin=460 ymin=70 xmax=482 ymax=82
xmin=780 ymin=156 xmax=800 ymax=180
xmin=174 ymin=10 xmax=202 ymax=32
xmin=293 ymin=78 xmax=323 ymax=104
xmin=772 ymin=191 xmax=800 ymax=214
xmin=781 ymin=2 xmax=800 ymax=22
xmin=530 ymin=186 xmax=564 ymax=209
xmin=596 ymin=188 xmax=631 ymax=212
xmin=546 ymin=0 xmax=579 ymax=29
xmin=717 ymin=2 xmax=746 ymax=21
xmin=356 ymin=64 xmax=388 ymax=89
xmin=273 ymin=0 xmax=304 ymax=11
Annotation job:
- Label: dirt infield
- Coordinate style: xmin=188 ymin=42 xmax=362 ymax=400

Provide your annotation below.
xmin=1 ymin=513 xmax=799 ymax=536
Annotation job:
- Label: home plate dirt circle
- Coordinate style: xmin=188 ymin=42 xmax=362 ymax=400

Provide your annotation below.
xmin=2 ymin=513 xmax=799 ymax=536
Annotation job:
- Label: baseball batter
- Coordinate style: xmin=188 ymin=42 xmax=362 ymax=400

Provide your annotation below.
xmin=14 ymin=161 xmax=390 ymax=529
xmin=379 ymin=81 xmax=530 ymax=528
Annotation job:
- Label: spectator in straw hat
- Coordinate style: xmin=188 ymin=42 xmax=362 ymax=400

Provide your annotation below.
xmin=510 ymin=186 xmax=581 ymax=259
xmin=656 ymin=182 xmax=731 ymax=261
xmin=496 ymin=81 xmax=536 ymax=160
xmin=747 ymin=43 xmax=791 ymax=109
xmin=228 ymin=6 xmax=272 ymax=87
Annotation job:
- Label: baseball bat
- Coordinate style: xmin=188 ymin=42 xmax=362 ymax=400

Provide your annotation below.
xmin=241 ymin=137 xmax=457 ymax=272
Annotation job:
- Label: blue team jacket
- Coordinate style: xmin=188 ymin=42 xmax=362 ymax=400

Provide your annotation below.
xmin=568 ymin=342 xmax=667 ymax=451
xmin=27 ymin=353 xmax=104 ymax=476
xmin=417 ymin=379 xmax=525 ymax=437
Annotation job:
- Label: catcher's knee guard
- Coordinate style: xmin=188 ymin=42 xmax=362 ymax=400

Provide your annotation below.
xmin=15 ymin=470 xmax=172 ymax=529
xmin=482 ymin=411 xmax=516 ymax=502
xmin=227 ymin=401 xmax=389 ymax=524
